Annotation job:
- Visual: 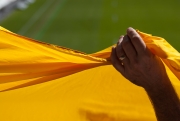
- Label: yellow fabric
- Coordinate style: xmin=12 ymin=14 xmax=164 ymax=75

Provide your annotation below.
xmin=0 ymin=27 xmax=180 ymax=121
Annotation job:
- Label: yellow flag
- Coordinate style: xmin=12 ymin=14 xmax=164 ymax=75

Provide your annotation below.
xmin=0 ymin=26 xmax=179 ymax=121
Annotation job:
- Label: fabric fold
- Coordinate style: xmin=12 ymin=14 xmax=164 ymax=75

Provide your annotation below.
xmin=0 ymin=26 xmax=180 ymax=121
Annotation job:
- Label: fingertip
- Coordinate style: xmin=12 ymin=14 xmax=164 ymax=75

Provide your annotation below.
xmin=127 ymin=27 xmax=134 ymax=33
xmin=126 ymin=27 xmax=146 ymax=54
xmin=127 ymin=27 xmax=139 ymax=38
xmin=126 ymin=27 xmax=135 ymax=34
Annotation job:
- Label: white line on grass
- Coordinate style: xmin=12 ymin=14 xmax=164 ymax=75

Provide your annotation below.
xmin=18 ymin=0 xmax=55 ymax=35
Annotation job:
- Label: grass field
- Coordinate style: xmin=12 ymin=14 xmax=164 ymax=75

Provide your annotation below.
xmin=1 ymin=0 xmax=180 ymax=53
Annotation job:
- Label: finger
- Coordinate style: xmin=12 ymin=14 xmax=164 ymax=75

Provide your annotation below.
xmin=111 ymin=47 xmax=125 ymax=74
xmin=117 ymin=35 xmax=124 ymax=45
xmin=127 ymin=27 xmax=146 ymax=55
xmin=121 ymin=35 xmax=137 ymax=63
xmin=115 ymin=36 xmax=126 ymax=58
xmin=116 ymin=36 xmax=124 ymax=58
xmin=116 ymin=36 xmax=130 ymax=65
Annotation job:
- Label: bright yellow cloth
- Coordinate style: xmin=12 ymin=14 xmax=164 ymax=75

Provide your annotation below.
xmin=0 ymin=26 xmax=180 ymax=121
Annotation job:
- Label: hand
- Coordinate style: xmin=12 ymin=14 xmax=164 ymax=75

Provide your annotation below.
xmin=111 ymin=27 xmax=180 ymax=121
xmin=111 ymin=27 xmax=169 ymax=90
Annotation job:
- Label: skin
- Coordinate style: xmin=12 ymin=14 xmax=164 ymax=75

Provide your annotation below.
xmin=111 ymin=27 xmax=180 ymax=121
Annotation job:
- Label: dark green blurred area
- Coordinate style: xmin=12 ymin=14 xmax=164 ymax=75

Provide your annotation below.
xmin=1 ymin=0 xmax=180 ymax=53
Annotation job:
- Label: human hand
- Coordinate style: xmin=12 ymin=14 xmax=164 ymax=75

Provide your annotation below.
xmin=111 ymin=27 xmax=170 ymax=90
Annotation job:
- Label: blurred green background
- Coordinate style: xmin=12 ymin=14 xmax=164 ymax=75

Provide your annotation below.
xmin=1 ymin=0 xmax=180 ymax=53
